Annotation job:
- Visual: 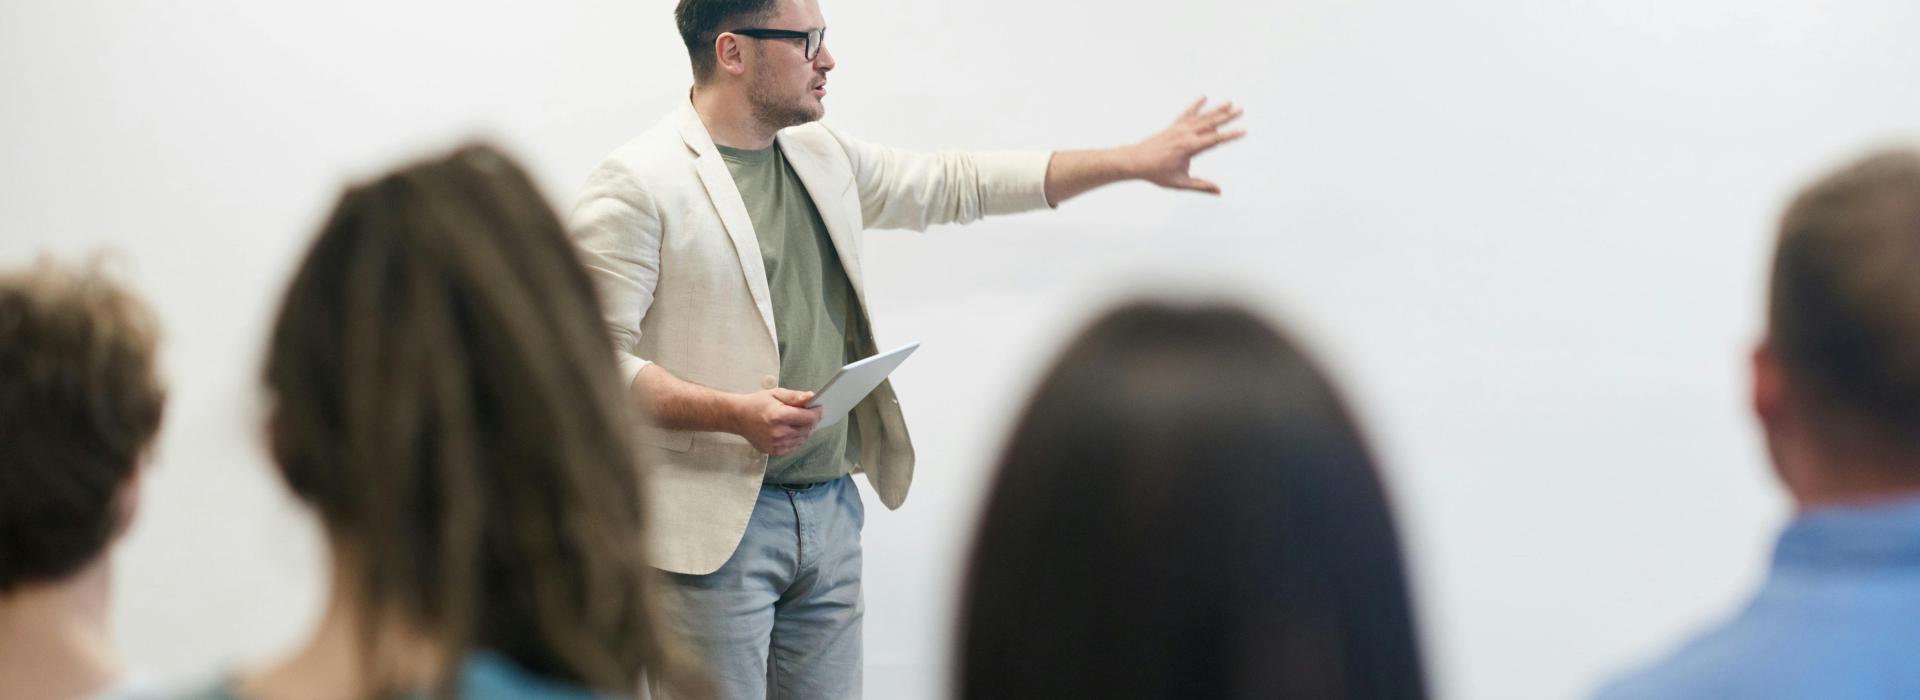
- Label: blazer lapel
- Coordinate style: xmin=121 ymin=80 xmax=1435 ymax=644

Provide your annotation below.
xmin=777 ymin=131 xmax=869 ymax=311
xmin=678 ymin=102 xmax=780 ymax=349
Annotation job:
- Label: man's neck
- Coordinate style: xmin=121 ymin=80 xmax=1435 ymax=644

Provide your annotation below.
xmin=1788 ymin=455 xmax=1920 ymax=512
xmin=1796 ymin=483 xmax=1920 ymax=512
xmin=0 ymin=562 xmax=123 ymax=700
xmin=691 ymin=84 xmax=778 ymax=150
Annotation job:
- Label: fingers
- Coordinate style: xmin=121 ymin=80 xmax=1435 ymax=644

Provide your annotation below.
xmin=1182 ymin=95 xmax=1207 ymax=118
xmin=1201 ymin=129 xmax=1247 ymax=150
xmin=1173 ymin=176 xmax=1221 ymax=195
xmin=768 ymin=405 xmax=822 ymax=438
xmin=764 ymin=424 xmax=815 ymax=455
xmin=1196 ymin=103 xmax=1243 ymax=131
xmin=767 ymin=415 xmax=822 ymax=454
xmin=784 ymin=405 xmax=822 ymax=429
xmin=771 ymin=388 xmax=815 ymax=406
xmin=753 ymin=393 xmax=826 ymax=455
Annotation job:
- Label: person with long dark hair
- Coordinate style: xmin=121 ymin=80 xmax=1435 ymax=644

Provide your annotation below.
xmin=957 ymin=301 xmax=1428 ymax=699
xmin=183 ymin=144 xmax=696 ymax=699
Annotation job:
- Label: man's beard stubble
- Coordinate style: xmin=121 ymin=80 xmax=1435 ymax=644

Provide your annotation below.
xmin=748 ymin=74 xmax=823 ymax=132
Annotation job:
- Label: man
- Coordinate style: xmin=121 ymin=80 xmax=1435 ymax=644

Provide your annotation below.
xmin=1595 ymin=147 xmax=1920 ymax=698
xmin=0 ymin=259 xmax=165 ymax=700
xmin=567 ymin=0 xmax=1243 ymax=696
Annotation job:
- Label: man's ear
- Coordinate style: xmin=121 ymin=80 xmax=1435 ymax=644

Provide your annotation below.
xmin=266 ymin=409 xmax=291 ymax=469
xmin=1753 ymin=339 xmax=1786 ymax=433
xmin=109 ymin=462 xmax=145 ymax=543
xmin=716 ymin=33 xmax=749 ymax=78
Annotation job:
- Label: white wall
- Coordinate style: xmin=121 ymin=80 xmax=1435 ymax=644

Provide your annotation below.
xmin=4 ymin=1 xmax=1919 ymax=697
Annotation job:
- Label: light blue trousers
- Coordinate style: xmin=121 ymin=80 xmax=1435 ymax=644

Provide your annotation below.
xmin=652 ymin=476 xmax=865 ymax=700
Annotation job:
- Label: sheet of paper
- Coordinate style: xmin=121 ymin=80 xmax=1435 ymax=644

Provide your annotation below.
xmin=807 ymin=341 xmax=920 ymax=429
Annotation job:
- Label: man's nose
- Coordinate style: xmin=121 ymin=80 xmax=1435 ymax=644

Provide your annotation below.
xmin=814 ymin=44 xmax=835 ymax=71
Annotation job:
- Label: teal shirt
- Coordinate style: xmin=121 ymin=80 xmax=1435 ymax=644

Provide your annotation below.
xmin=172 ymin=652 xmax=609 ymax=700
xmin=718 ymin=142 xmax=860 ymax=484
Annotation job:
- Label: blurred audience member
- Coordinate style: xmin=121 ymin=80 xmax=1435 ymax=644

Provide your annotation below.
xmin=182 ymin=145 xmax=697 ymax=700
xmin=0 ymin=258 xmax=166 ymax=700
xmin=956 ymin=301 xmax=1428 ymax=700
xmin=1597 ymin=147 xmax=1920 ymax=698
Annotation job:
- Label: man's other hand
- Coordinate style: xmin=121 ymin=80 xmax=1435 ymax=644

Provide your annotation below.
xmin=734 ymin=388 xmax=825 ymax=456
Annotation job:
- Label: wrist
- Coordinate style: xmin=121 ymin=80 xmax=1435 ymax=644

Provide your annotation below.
xmin=722 ymin=392 xmax=754 ymax=435
xmin=1111 ymin=144 xmax=1148 ymax=179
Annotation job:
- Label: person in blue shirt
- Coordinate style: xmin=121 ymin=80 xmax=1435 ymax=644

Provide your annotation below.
xmin=178 ymin=145 xmax=702 ymax=700
xmin=1596 ymin=147 xmax=1920 ymax=698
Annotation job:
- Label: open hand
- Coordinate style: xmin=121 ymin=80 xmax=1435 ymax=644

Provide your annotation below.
xmin=1127 ymin=97 xmax=1246 ymax=194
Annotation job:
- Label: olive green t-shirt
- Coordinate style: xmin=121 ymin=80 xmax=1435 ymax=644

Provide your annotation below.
xmin=718 ymin=142 xmax=860 ymax=484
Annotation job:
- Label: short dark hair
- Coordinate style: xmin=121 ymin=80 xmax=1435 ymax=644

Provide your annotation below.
xmin=675 ymin=0 xmax=779 ymax=82
xmin=0 ymin=259 xmax=164 ymax=593
xmin=1769 ymin=147 xmax=1920 ymax=458
xmin=957 ymin=301 xmax=1428 ymax=699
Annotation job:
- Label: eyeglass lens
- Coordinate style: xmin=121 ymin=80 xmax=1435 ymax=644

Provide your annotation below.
xmin=806 ymin=29 xmax=825 ymax=60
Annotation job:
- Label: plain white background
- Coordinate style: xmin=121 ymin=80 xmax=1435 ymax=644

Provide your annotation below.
xmin=4 ymin=0 xmax=1919 ymax=697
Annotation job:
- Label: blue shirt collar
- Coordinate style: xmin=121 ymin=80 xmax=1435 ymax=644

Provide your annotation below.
xmin=1774 ymin=495 xmax=1920 ymax=572
xmin=460 ymin=651 xmax=609 ymax=700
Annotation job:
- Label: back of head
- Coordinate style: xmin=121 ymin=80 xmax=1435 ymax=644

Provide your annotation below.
xmin=263 ymin=144 xmax=668 ymax=694
xmin=1769 ymin=147 xmax=1920 ymax=464
xmin=957 ymin=301 xmax=1427 ymax=699
xmin=0 ymin=259 xmax=164 ymax=593
xmin=675 ymin=0 xmax=778 ymax=82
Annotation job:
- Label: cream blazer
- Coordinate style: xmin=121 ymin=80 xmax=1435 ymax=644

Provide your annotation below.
xmin=569 ymin=99 xmax=1052 ymax=574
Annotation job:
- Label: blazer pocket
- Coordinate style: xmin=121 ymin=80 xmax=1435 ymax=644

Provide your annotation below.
xmin=639 ymin=425 xmax=696 ymax=453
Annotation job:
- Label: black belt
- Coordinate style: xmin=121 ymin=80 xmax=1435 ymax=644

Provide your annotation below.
xmin=770 ymin=480 xmax=829 ymax=492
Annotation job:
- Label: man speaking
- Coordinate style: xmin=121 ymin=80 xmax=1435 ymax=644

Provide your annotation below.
xmin=568 ymin=0 xmax=1244 ymax=696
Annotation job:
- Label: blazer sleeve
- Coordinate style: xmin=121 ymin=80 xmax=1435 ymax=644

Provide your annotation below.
xmin=567 ymin=159 xmax=662 ymax=389
xmin=819 ymin=123 xmax=1055 ymax=231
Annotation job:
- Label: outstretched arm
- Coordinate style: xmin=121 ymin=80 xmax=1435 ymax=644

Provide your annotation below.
xmin=1043 ymin=98 xmax=1246 ymax=206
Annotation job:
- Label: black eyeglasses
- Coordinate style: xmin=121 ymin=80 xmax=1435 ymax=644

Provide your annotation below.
xmin=728 ymin=27 xmax=827 ymax=61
